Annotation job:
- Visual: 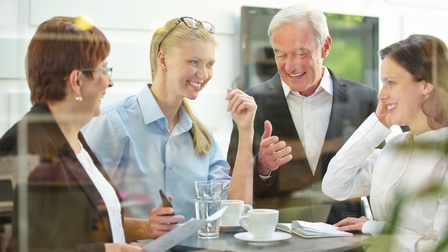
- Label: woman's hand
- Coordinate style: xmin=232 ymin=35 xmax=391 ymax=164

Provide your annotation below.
xmin=105 ymin=242 xmax=144 ymax=252
xmin=225 ymin=88 xmax=257 ymax=132
xmin=375 ymin=98 xmax=392 ymax=128
xmin=148 ymin=195 xmax=185 ymax=238
xmin=333 ymin=216 xmax=369 ymax=232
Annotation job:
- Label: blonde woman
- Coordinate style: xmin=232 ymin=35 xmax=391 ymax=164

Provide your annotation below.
xmin=83 ymin=17 xmax=256 ymax=237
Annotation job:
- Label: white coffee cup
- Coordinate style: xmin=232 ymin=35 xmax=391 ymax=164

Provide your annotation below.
xmin=219 ymin=200 xmax=253 ymax=226
xmin=239 ymin=209 xmax=279 ymax=239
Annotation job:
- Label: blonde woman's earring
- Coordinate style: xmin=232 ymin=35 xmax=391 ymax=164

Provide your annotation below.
xmin=75 ymin=95 xmax=83 ymax=102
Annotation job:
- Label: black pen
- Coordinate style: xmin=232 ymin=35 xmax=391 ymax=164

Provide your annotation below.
xmin=159 ymin=189 xmax=175 ymax=216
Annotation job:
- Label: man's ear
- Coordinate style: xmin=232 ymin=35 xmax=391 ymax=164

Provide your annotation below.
xmin=322 ymin=36 xmax=332 ymax=58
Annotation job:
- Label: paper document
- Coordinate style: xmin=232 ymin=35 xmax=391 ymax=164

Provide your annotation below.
xmin=277 ymin=220 xmax=353 ymax=238
xmin=144 ymin=206 xmax=227 ymax=252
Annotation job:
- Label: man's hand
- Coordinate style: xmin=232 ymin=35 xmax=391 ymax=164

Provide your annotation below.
xmin=257 ymin=120 xmax=292 ymax=176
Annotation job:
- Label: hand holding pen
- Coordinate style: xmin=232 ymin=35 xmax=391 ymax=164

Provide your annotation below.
xmin=147 ymin=189 xmax=185 ymax=238
xmin=159 ymin=189 xmax=175 ymax=216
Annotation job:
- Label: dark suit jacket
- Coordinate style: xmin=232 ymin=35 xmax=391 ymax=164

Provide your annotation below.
xmin=0 ymin=104 xmax=119 ymax=252
xmin=227 ymin=70 xmax=378 ymax=224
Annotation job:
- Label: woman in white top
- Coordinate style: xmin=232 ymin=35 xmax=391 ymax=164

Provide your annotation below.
xmin=322 ymin=34 xmax=448 ymax=251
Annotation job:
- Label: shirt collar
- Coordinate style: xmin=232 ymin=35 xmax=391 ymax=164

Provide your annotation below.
xmin=136 ymin=84 xmax=193 ymax=131
xmin=281 ymin=67 xmax=333 ymax=98
xmin=412 ymin=127 xmax=448 ymax=143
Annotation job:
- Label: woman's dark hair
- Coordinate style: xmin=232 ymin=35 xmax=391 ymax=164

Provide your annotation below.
xmin=379 ymin=34 xmax=448 ymax=128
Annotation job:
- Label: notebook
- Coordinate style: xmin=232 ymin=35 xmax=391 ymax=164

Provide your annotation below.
xmin=277 ymin=220 xmax=353 ymax=238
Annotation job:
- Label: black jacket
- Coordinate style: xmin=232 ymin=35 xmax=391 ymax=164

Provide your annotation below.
xmin=227 ymin=70 xmax=378 ymax=224
xmin=1 ymin=104 xmax=119 ymax=252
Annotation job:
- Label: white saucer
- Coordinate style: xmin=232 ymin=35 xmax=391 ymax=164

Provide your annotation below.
xmin=234 ymin=231 xmax=291 ymax=244
xmin=220 ymin=224 xmax=240 ymax=227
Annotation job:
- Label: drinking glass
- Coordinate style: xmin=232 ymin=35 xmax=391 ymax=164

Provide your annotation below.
xmin=194 ymin=180 xmax=223 ymax=239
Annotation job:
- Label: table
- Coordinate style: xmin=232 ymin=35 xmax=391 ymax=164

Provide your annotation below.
xmin=166 ymin=228 xmax=368 ymax=252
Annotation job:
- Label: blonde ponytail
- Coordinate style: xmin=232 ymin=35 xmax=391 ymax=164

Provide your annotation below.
xmin=182 ymin=99 xmax=212 ymax=155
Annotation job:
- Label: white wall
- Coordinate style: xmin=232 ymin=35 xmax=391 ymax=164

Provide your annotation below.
xmin=1 ymin=0 xmax=448 ymax=154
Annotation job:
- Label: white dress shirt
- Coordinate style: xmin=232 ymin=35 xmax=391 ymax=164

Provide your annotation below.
xmin=77 ymin=143 xmax=126 ymax=243
xmin=322 ymin=113 xmax=448 ymax=251
xmin=282 ymin=67 xmax=333 ymax=174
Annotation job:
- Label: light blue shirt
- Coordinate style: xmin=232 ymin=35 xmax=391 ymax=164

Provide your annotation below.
xmin=82 ymin=84 xmax=231 ymax=220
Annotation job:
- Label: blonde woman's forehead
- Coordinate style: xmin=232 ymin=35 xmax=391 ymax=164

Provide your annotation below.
xmin=172 ymin=40 xmax=215 ymax=54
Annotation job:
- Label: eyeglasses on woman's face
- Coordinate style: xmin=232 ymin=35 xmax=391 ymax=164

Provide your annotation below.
xmin=81 ymin=67 xmax=113 ymax=78
xmin=157 ymin=16 xmax=215 ymax=52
